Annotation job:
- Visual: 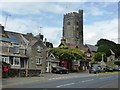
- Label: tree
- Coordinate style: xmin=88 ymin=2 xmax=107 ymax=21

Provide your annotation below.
xmin=114 ymin=61 xmax=120 ymax=66
xmin=50 ymin=46 xmax=85 ymax=61
xmin=96 ymin=39 xmax=119 ymax=58
xmin=97 ymin=44 xmax=111 ymax=57
xmin=94 ymin=52 xmax=107 ymax=62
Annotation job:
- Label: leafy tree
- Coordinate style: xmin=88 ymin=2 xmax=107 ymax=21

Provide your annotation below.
xmin=97 ymin=44 xmax=111 ymax=57
xmin=50 ymin=46 xmax=85 ymax=71
xmin=116 ymin=44 xmax=120 ymax=57
xmin=114 ymin=61 xmax=120 ymax=66
xmin=50 ymin=46 xmax=85 ymax=61
xmin=96 ymin=39 xmax=119 ymax=58
xmin=94 ymin=52 xmax=107 ymax=62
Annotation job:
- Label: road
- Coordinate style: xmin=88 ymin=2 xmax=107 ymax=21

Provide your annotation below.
xmin=2 ymin=73 xmax=119 ymax=89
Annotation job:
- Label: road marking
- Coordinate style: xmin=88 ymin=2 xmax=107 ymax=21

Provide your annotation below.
xmin=82 ymin=79 xmax=94 ymax=83
xmin=56 ymin=83 xmax=75 ymax=87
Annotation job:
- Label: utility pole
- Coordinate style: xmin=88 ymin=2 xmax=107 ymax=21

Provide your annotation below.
xmin=4 ymin=13 xmax=11 ymax=29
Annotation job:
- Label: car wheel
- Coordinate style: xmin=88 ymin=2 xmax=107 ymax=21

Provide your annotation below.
xmin=60 ymin=71 xmax=62 ymax=74
xmin=66 ymin=71 xmax=69 ymax=74
xmin=94 ymin=72 xmax=96 ymax=74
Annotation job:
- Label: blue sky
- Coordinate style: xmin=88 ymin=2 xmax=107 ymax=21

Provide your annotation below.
xmin=0 ymin=0 xmax=119 ymax=47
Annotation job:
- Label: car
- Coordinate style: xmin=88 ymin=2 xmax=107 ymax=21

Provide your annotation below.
xmin=51 ymin=66 xmax=69 ymax=74
xmin=113 ymin=66 xmax=120 ymax=71
xmin=89 ymin=66 xmax=102 ymax=74
xmin=104 ymin=66 xmax=113 ymax=72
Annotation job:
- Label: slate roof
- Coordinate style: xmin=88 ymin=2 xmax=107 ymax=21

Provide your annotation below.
xmin=85 ymin=44 xmax=98 ymax=52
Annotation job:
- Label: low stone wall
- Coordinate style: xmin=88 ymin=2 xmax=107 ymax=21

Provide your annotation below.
xmin=7 ymin=69 xmax=41 ymax=77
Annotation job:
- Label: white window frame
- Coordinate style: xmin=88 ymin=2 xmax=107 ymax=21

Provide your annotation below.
xmin=36 ymin=57 xmax=42 ymax=65
xmin=1 ymin=56 xmax=9 ymax=64
xmin=13 ymin=57 xmax=20 ymax=66
xmin=13 ymin=45 xmax=19 ymax=53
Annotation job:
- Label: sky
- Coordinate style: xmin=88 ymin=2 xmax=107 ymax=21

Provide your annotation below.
xmin=0 ymin=0 xmax=119 ymax=47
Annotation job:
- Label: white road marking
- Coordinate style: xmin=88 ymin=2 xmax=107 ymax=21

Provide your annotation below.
xmin=82 ymin=79 xmax=94 ymax=83
xmin=56 ymin=83 xmax=75 ymax=87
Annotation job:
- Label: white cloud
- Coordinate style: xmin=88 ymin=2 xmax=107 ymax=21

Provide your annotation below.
xmin=0 ymin=16 xmax=62 ymax=47
xmin=41 ymin=27 xmax=62 ymax=47
xmin=84 ymin=18 xmax=118 ymax=45
xmin=0 ymin=2 xmax=69 ymax=15
xmin=90 ymin=6 xmax=104 ymax=16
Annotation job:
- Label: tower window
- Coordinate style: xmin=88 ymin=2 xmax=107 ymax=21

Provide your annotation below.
xmin=67 ymin=22 xmax=70 ymax=25
xmin=76 ymin=22 xmax=79 ymax=25
xmin=76 ymin=28 xmax=79 ymax=31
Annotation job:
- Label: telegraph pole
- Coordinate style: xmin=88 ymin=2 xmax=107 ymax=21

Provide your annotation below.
xmin=4 ymin=13 xmax=11 ymax=29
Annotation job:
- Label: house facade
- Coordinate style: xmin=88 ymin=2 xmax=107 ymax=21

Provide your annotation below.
xmin=0 ymin=24 xmax=47 ymax=77
xmin=46 ymin=52 xmax=60 ymax=73
xmin=0 ymin=25 xmax=28 ymax=77
xmin=23 ymin=33 xmax=47 ymax=75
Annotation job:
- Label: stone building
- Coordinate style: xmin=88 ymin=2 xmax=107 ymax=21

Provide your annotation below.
xmin=62 ymin=10 xmax=83 ymax=48
xmin=0 ymin=24 xmax=28 ymax=77
xmin=0 ymin=24 xmax=47 ymax=77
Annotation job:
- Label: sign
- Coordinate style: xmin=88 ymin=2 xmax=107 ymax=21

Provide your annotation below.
xmin=4 ymin=66 xmax=8 ymax=73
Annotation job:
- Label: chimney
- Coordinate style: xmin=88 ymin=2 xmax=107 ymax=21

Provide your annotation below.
xmin=0 ymin=24 xmax=5 ymax=35
xmin=39 ymin=33 xmax=44 ymax=41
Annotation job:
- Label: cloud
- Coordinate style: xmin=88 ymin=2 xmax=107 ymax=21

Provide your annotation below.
xmin=40 ymin=27 xmax=62 ymax=47
xmin=0 ymin=2 xmax=72 ymax=15
xmin=84 ymin=18 xmax=118 ymax=45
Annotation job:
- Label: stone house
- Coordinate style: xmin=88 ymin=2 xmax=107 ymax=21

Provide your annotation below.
xmin=0 ymin=24 xmax=47 ymax=77
xmin=80 ymin=44 xmax=98 ymax=70
xmin=0 ymin=24 xmax=28 ymax=77
xmin=23 ymin=33 xmax=47 ymax=75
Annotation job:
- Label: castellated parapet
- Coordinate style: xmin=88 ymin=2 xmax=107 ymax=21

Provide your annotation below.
xmin=62 ymin=10 xmax=83 ymax=48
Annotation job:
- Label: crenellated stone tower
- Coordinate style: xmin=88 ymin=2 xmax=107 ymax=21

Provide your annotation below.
xmin=62 ymin=10 xmax=83 ymax=48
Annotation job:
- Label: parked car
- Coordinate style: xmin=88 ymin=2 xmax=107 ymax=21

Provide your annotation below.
xmin=104 ymin=66 xmax=113 ymax=72
xmin=113 ymin=66 xmax=120 ymax=71
xmin=52 ymin=66 xmax=69 ymax=74
xmin=89 ymin=66 xmax=102 ymax=74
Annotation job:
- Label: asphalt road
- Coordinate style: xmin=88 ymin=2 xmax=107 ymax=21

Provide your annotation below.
xmin=3 ymin=73 xmax=119 ymax=89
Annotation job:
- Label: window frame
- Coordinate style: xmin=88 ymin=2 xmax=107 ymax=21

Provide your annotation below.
xmin=13 ymin=57 xmax=20 ymax=66
xmin=1 ymin=56 xmax=9 ymax=64
xmin=13 ymin=45 xmax=19 ymax=54
xmin=36 ymin=57 xmax=42 ymax=65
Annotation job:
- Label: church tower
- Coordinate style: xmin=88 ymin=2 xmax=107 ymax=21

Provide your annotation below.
xmin=62 ymin=10 xmax=83 ymax=48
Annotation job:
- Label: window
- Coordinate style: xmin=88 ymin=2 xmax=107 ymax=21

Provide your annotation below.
xmin=67 ymin=21 xmax=70 ymax=25
xmin=13 ymin=57 xmax=20 ymax=66
xmin=1 ymin=56 xmax=9 ymax=63
xmin=36 ymin=58 xmax=42 ymax=65
xmin=76 ymin=22 xmax=79 ymax=25
xmin=37 ymin=46 xmax=43 ymax=52
xmin=13 ymin=45 xmax=19 ymax=53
